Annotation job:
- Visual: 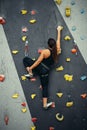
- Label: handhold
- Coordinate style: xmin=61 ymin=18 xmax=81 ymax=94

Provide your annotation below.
xmin=30 ymin=77 xmax=36 ymax=82
xmin=22 ymin=36 xmax=27 ymax=41
xmin=56 ymin=113 xmax=64 ymax=121
xmin=12 ymin=50 xmax=19 ymax=54
xmin=12 ymin=93 xmax=19 ymax=98
xmin=31 ymin=117 xmax=37 ymax=123
xmin=0 ymin=74 xmax=5 ymax=82
xmin=56 ymin=66 xmax=64 ymax=71
xmin=21 ymin=102 xmax=26 ymax=107
xmin=56 ymin=93 xmax=63 ymax=98
xmin=22 ymin=27 xmax=28 ymax=32
xmin=71 ymin=1 xmax=75 ymax=5
xmin=80 ymin=75 xmax=87 ymax=81
xmin=31 ymin=94 xmax=36 ymax=99
xmin=21 ymin=9 xmax=28 ymax=15
xmin=65 ymin=7 xmax=71 ymax=17
xmin=72 ymin=26 xmax=76 ymax=31
xmin=64 ymin=35 xmax=71 ymax=40
xmin=66 ymin=101 xmax=73 ymax=107
xmin=66 ymin=58 xmax=71 ymax=62
xmin=71 ymin=48 xmax=77 ymax=54
xmin=21 ymin=76 xmax=27 ymax=80
xmin=21 ymin=107 xmax=27 ymax=113
xmin=30 ymin=10 xmax=37 ymax=15
xmin=55 ymin=0 xmax=62 ymax=5
xmin=0 ymin=17 xmax=6 ymax=24
xmin=81 ymin=94 xmax=87 ymax=99
xmin=49 ymin=127 xmax=55 ymax=130
xmin=31 ymin=126 xmax=36 ymax=130
xmin=29 ymin=19 xmax=36 ymax=24
xmin=80 ymin=9 xmax=85 ymax=14
xmin=4 ymin=115 xmax=9 ymax=125
xmin=64 ymin=74 xmax=73 ymax=81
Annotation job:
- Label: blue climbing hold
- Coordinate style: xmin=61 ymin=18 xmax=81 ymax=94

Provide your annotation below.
xmin=71 ymin=1 xmax=75 ymax=5
xmin=80 ymin=75 xmax=87 ymax=81
xmin=80 ymin=9 xmax=85 ymax=14
xmin=72 ymin=26 xmax=76 ymax=31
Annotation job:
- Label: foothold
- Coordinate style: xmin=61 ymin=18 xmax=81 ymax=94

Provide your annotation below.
xmin=49 ymin=126 xmax=55 ymax=130
xmin=29 ymin=19 xmax=36 ymax=24
xmin=31 ymin=94 xmax=36 ymax=99
xmin=12 ymin=93 xmax=19 ymax=98
xmin=31 ymin=117 xmax=37 ymax=123
xmin=72 ymin=26 xmax=76 ymax=31
xmin=66 ymin=58 xmax=71 ymax=62
xmin=21 ymin=107 xmax=27 ymax=113
xmin=66 ymin=101 xmax=73 ymax=107
xmin=55 ymin=0 xmax=62 ymax=5
xmin=22 ymin=36 xmax=27 ymax=41
xmin=65 ymin=7 xmax=71 ymax=17
xmin=56 ymin=93 xmax=63 ymax=98
xmin=56 ymin=113 xmax=64 ymax=121
xmin=64 ymin=35 xmax=71 ymax=40
xmin=56 ymin=66 xmax=64 ymax=71
xmin=64 ymin=74 xmax=73 ymax=81
xmin=0 ymin=17 xmax=6 ymax=24
xmin=12 ymin=50 xmax=19 ymax=54
xmin=22 ymin=27 xmax=28 ymax=32
xmin=21 ymin=75 xmax=27 ymax=80
xmin=81 ymin=94 xmax=87 ymax=99
xmin=4 ymin=115 xmax=9 ymax=125
xmin=71 ymin=48 xmax=77 ymax=54
xmin=0 ymin=74 xmax=5 ymax=82
xmin=21 ymin=9 xmax=28 ymax=15
xmin=80 ymin=75 xmax=87 ymax=81
xmin=31 ymin=126 xmax=36 ymax=130
xmin=21 ymin=102 xmax=26 ymax=107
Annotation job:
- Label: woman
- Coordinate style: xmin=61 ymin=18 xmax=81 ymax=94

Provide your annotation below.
xmin=23 ymin=26 xmax=63 ymax=109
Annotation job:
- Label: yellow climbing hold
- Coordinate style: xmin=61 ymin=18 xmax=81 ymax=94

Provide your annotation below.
xmin=64 ymin=74 xmax=73 ymax=81
xmin=29 ymin=19 xmax=36 ymax=24
xmin=55 ymin=0 xmax=62 ymax=5
xmin=21 ymin=76 xmax=27 ymax=80
xmin=56 ymin=113 xmax=64 ymax=121
xmin=56 ymin=93 xmax=63 ymax=98
xmin=21 ymin=9 xmax=28 ymax=15
xmin=31 ymin=126 xmax=36 ymax=130
xmin=22 ymin=36 xmax=27 ymax=41
xmin=12 ymin=50 xmax=19 ymax=54
xmin=31 ymin=94 xmax=36 ymax=99
xmin=21 ymin=107 xmax=27 ymax=113
xmin=65 ymin=7 xmax=71 ymax=17
xmin=64 ymin=35 xmax=71 ymax=40
xmin=66 ymin=58 xmax=71 ymax=62
xmin=12 ymin=93 xmax=19 ymax=98
xmin=56 ymin=66 xmax=64 ymax=71
xmin=66 ymin=101 xmax=73 ymax=107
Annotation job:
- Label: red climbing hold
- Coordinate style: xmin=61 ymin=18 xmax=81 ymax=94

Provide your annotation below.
xmin=4 ymin=115 xmax=9 ymax=125
xmin=0 ymin=74 xmax=5 ymax=82
xmin=31 ymin=117 xmax=37 ymax=123
xmin=49 ymin=127 xmax=55 ymax=130
xmin=0 ymin=17 xmax=6 ymax=24
xmin=21 ymin=102 xmax=26 ymax=107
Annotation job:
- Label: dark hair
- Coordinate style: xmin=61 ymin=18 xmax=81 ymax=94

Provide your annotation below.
xmin=48 ymin=38 xmax=57 ymax=62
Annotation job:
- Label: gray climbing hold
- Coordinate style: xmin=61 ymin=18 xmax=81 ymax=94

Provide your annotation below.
xmin=72 ymin=26 xmax=76 ymax=31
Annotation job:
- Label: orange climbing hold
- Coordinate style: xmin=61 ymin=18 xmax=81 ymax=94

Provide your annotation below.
xmin=71 ymin=48 xmax=77 ymax=54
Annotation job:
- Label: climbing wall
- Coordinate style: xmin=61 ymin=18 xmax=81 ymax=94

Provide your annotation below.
xmin=0 ymin=0 xmax=87 ymax=130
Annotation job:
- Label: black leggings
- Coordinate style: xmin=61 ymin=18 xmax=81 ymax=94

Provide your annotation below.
xmin=23 ymin=57 xmax=49 ymax=98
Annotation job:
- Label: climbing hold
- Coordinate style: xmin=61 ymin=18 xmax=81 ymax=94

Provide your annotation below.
xmin=29 ymin=19 xmax=36 ymax=24
xmin=31 ymin=94 xmax=36 ymax=99
xmin=56 ymin=93 xmax=63 ymax=98
xmin=56 ymin=66 xmax=64 ymax=71
xmin=12 ymin=50 xmax=19 ymax=54
xmin=22 ymin=27 xmax=28 ymax=32
xmin=71 ymin=1 xmax=75 ymax=5
xmin=66 ymin=58 xmax=71 ymax=62
xmin=38 ymin=49 xmax=43 ymax=54
xmin=71 ymin=48 xmax=77 ymax=54
xmin=51 ymin=102 xmax=55 ymax=108
xmin=64 ymin=35 xmax=71 ymax=40
xmin=80 ymin=9 xmax=85 ymax=14
xmin=30 ymin=10 xmax=37 ymax=15
xmin=22 ymin=36 xmax=27 ymax=41
xmin=31 ymin=117 xmax=37 ymax=123
xmin=32 ymin=58 xmax=36 ymax=61
xmin=21 ymin=102 xmax=26 ymax=107
xmin=0 ymin=17 xmax=6 ymax=24
xmin=72 ymin=26 xmax=76 ymax=31
xmin=80 ymin=75 xmax=87 ymax=81
xmin=81 ymin=94 xmax=87 ymax=99
xmin=30 ymin=77 xmax=36 ymax=82
xmin=21 ymin=107 xmax=27 ymax=113
xmin=49 ymin=127 xmax=55 ymax=130
xmin=12 ymin=93 xmax=19 ymax=98
xmin=65 ymin=7 xmax=71 ymax=17
xmin=64 ymin=74 xmax=73 ymax=81
xmin=66 ymin=101 xmax=73 ymax=107
xmin=55 ymin=0 xmax=62 ymax=5
xmin=0 ymin=74 xmax=5 ymax=82
xmin=21 ymin=75 xmax=27 ymax=80
xmin=31 ymin=126 xmax=36 ymax=130
xmin=20 ymin=9 xmax=28 ymax=15
xmin=56 ymin=113 xmax=64 ymax=121
xmin=4 ymin=115 xmax=9 ymax=125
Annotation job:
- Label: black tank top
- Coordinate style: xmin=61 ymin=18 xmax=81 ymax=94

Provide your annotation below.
xmin=41 ymin=49 xmax=54 ymax=68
